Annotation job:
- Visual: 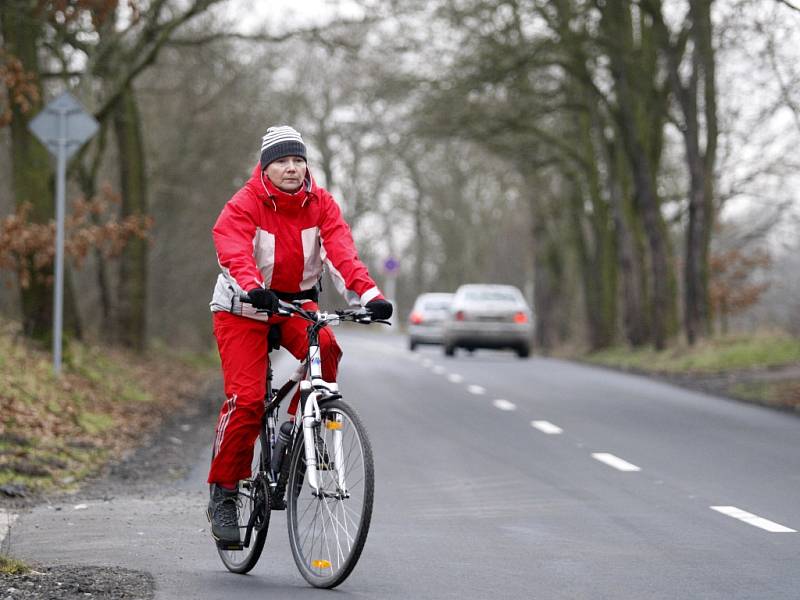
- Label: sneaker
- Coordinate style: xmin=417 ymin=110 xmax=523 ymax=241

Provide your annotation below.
xmin=269 ymin=485 xmax=286 ymax=511
xmin=207 ymin=484 xmax=240 ymax=547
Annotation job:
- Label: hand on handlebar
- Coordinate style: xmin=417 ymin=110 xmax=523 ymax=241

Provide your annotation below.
xmin=365 ymin=298 xmax=393 ymax=320
xmin=246 ymin=288 xmax=280 ymax=313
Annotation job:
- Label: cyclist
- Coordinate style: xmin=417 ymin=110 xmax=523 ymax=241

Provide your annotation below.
xmin=206 ymin=125 xmax=393 ymax=546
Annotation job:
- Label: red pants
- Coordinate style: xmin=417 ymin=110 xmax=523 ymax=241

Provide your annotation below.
xmin=207 ymin=307 xmax=342 ymax=485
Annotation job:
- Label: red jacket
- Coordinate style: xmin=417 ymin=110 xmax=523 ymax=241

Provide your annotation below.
xmin=210 ymin=165 xmax=382 ymax=319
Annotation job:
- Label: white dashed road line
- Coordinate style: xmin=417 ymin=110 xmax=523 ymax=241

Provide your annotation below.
xmin=492 ymin=399 xmax=517 ymax=411
xmin=531 ymin=420 xmax=563 ymax=434
xmin=447 ymin=373 xmax=464 ymax=383
xmin=421 ymin=358 xmax=433 ymax=368
xmin=432 ymin=365 xmax=446 ymax=375
xmin=591 ymin=453 xmax=642 ymax=472
xmin=467 ymin=385 xmax=486 ymax=395
xmin=710 ymin=506 xmax=796 ymax=533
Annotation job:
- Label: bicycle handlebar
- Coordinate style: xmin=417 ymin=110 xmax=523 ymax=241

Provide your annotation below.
xmin=238 ymin=293 xmax=390 ymax=326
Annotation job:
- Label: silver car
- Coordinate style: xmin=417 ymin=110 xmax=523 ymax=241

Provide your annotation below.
xmin=442 ymin=284 xmax=533 ymax=358
xmin=407 ymin=292 xmax=454 ymax=351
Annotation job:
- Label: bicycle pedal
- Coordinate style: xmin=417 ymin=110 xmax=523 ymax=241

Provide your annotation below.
xmin=216 ymin=540 xmax=244 ymax=551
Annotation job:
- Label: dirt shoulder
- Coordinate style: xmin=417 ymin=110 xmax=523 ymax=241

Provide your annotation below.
xmin=647 ymin=364 xmax=800 ymax=414
xmin=0 ymin=322 xmax=223 ymax=599
xmin=1 ymin=372 xmax=222 ymax=600
xmin=578 ymin=359 xmax=800 ymax=414
xmin=578 ymin=334 xmax=800 ymax=414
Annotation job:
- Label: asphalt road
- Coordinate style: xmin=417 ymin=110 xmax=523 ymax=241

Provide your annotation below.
xmin=6 ymin=329 xmax=800 ymax=599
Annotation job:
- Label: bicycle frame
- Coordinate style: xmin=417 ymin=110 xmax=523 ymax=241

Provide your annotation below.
xmin=249 ymin=301 xmax=375 ymax=514
xmin=222 ymin=294 xmax=384 ymax=583
xmin=296 ymin=313 xmax=348 ymax=495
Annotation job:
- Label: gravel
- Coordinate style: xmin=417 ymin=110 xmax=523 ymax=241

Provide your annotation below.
xmin=0 ymin=565 xmax=154 ymax=599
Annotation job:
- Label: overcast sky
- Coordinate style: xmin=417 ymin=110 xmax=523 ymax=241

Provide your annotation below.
xmin=223 ymin=0 xmax=365 ymax=32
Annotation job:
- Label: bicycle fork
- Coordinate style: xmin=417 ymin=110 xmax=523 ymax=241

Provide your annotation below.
xmin=301 ymin=343 xmax=347 ymax=497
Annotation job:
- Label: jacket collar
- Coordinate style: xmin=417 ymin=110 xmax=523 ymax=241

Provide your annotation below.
xmin=248 ymin=164 xmax=316 ymax=211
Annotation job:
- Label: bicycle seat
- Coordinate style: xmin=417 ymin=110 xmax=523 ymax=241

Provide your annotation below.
xmin=268 ymin=325 xmax=282 ymax=352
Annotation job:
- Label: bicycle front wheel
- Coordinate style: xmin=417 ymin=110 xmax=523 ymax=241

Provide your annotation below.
xmin=286 ymin=399 xmax=374 ymax=588
xmin=217 ymin=432 xmax=271 ymax=574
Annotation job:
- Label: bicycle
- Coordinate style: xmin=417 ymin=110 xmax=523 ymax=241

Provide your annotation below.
xmin=213 ymin=295 xmax=386 ymax=589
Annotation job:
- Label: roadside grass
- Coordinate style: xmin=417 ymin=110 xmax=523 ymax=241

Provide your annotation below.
xmin=0 ymin=555 xmax=29 ymax=575
xmin=583 ymin=332 xmax=800 ymax=411
xmin=584 ymin=333 xmax=800 ymax=373
xmin=729 ymin=379 xmax=800 ymax=410
xmin=0 ymin=320 xmax=218 ymax=498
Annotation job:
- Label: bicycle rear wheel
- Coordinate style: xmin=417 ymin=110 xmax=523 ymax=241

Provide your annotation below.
xmin=286 ymin=399 xmax=374 ymax=588
xmin=217 ymin=432 xmax=271 ymax=574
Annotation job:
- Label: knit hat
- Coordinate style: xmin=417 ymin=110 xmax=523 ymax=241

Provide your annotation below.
xmin=260 ymin=126 xmax=307 ymax=170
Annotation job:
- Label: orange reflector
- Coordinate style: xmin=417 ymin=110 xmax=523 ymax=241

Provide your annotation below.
xmin=312 ymin=560 xmax=331 ymax=569
xmin=513 ymin=312 xmax=528 ymax=324
xmin=325 ymin=420 xmax=342 ymax=430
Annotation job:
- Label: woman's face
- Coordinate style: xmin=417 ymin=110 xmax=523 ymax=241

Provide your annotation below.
xmin=265 ymin=156 xmax=307 ymax=192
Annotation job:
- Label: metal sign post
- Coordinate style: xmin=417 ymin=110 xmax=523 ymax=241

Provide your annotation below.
xmin=382 ymin=257 xmax=400 ymax=325
xmin=28 ymin=92 xmax=99 ymax=375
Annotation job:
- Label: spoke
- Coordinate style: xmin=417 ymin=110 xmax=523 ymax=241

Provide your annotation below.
xmin=338 ymin=500 xmax=362 ymax=532
xmin=339 ymin=499 xmax=353 ymax=553
xmin=327 ymin=498 xmax=355 ymax=553
xmin=344 ymin=473 xmax=364 ymax=491
xmin=297 ymin=495 xmax=316 ymax=522
xmin=342 ymin=427 xmax=364 ymax=476
xmin=322 ymin=497 xmax=346 ymax=568
xmin=318 ymin=495 xmax=335 ymax=572
xmin=299 ymin=497 xmax=322 ymax=554
xmin=323 ymin=497 xmax=357 ymax=546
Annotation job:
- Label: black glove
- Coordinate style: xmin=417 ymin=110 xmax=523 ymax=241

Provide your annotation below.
xmin=247 ymin=288 xmax=280 ymax=313
xmin=366 ymin=298 xmax=393 ymax=320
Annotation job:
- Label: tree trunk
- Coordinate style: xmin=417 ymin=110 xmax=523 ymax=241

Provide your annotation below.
xmin=682 ymin=0 xmax=718 ymax=344
xmin=567 ymin=123 xmax=617 ymax=351
xmin=529 ymin=202 xmax=562 ymax=353
xmin=113 ymin=84 xmax=148 ymax=350
xmin=581 ymin=108 xmax=617 ymax=350
xmin=645 ymin=0 xmax=718 ymax=345
xmin=601 ymin=1 xmax=677 ymax=350
xmin=2 ymin=2 xmax=84 ymax=342
xmin=75 ymin=161 xmax=113 ymax=322
xmin=606 ymin=136 xmax=648 ymax=346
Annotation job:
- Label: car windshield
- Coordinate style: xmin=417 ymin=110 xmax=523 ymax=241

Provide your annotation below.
xmin=461 ymin=289 xmax=519 ymax=303
xmin=424 ymin=300 xmax=451 ymax=311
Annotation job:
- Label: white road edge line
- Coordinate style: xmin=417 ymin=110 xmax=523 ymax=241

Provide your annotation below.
xmin=710 ymin=506 xmax=796 ymax=533
xmin=467 ymin=385 xmax=486 ymax=395
xmin=591 ymin=452 xmax=641 ymax=472
xmin=492 ymin=399 xmax=517 ymax=411
xmin=531 ymin=420 xmax=563 ymax=435
xmin=0 ymin=509 xmax=19 ymax=546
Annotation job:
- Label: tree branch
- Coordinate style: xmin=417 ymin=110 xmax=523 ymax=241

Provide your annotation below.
xmin=776 ymin=0 xmax=800 ymax=12
xmin=94 ymin=0 xmax=227 ymax=122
